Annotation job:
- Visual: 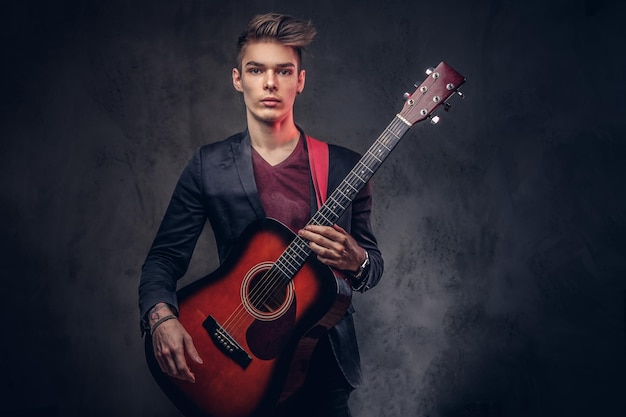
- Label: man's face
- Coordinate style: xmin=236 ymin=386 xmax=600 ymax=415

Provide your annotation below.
xmin=232 ymin=40 xmax=305 ymax=125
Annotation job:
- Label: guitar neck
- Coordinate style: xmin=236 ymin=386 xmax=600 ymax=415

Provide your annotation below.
xmin=309 ymin=114 xmax=412 ymax=227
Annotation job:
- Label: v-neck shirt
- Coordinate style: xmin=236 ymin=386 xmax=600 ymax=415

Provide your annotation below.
xmin=251 ymin=137 xmax=311 ymax=232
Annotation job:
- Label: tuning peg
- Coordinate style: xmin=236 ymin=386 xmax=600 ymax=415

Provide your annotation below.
xmin=403 ymin=92 xmax=411 ymax=100
xmin=425 ymin=67 xmax=435 ymax=75
xmin=443 ymin=102 xmax=452 ymax=111
xmin=429 ymin=115 xmax=440 ymax=125
xmin=456 ymin=90 xmax=465 ymax=99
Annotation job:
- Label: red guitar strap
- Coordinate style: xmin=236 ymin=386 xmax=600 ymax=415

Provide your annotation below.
xmin=305 ymin=135 xmax=329 ymax=209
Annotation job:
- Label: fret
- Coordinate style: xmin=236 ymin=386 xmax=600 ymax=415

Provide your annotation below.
xmin=377 ymin=140 xmax=392 ymax=152
xmin=322 ymin=205 xmax=339 ymax=221
xmin=275 ymin=256 xmax=297 ymax=277
xmin=315 ymin=210 xmax=332 ymax=225
xmin=334 ymin=186 xmax=350 ymax=201
xmin=319 ymin=197 xmax=345 ymax=223
xmin=283 ymin=248 xmax=301 ymax=266
xmin=365 ymin=148 xmax=384 ymax=162
xmin=294 ymin=236 xmax=310 ymax=253
xmin=343 ymin=182 xmax=358 ymax=193
xmin=272 ymin=241 xmax=311 ymax=279
xmin=351 ymin=170 xmax=367 ymax=184
xmin=328 ymin=196 xmax=345 ymax=211
xmin=356 ymin=160 xmax=374 ymax=174
xmin=287 ymin=248 xmax=307 ymax=264
xmin=325 ymin=205 xmax=338 ymax=217
xmin=292 ymin=238 xmax=311 ymax=258
xmin=383 ymin=126 xmax=401 ymax=139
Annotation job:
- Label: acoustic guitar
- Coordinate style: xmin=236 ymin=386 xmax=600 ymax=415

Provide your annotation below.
xmin=145 ymin=61 xmax=466 ymax=417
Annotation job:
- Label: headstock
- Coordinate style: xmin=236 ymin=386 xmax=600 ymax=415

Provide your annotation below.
xmin=398 ymin=62 xmax=466 ymax=125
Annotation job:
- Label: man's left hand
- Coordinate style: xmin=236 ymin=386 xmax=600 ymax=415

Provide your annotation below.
xmin=298 ymin=224 xmax=366 ymax=272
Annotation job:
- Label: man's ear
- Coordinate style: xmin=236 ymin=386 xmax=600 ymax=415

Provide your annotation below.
xmin=232 ymin=68 xmax=243 ymax=92
xmin=297 ymin=69 xmax=306 ymax=94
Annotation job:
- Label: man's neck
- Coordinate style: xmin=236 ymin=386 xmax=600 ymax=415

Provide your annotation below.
xmin=247 ymin=116 xmax=301 ymax=166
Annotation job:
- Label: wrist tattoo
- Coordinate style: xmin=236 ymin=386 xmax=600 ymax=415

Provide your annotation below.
xmin=149 ymin=302 xmax=169 ymax=325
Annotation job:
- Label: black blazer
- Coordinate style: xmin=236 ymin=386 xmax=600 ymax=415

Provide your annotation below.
xmin=139 ymin=130 xmax=384 ymax=387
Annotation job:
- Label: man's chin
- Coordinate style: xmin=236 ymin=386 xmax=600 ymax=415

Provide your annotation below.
xmin=252 ymin=111 xmax=287 ymax=124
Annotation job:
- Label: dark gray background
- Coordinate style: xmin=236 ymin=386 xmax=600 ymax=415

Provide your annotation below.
xmin=1 ymin=0 xmax=624 ymax=416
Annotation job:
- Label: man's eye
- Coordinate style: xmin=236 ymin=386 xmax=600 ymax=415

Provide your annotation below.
xmin=248 ymin=68 xmax=261 ymax=74
xmin=279 ymin=70 xmax=292 ymax=76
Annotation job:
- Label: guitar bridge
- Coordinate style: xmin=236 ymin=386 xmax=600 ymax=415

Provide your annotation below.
xmin=203 ymin=315 xmax=252 ymax=369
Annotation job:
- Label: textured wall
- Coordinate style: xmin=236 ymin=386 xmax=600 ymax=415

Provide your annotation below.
xmin=1 ymin=0 xmax=624 ymax=416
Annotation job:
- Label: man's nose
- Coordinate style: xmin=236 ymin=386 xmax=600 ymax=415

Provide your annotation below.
xmin=264 ymin=71 xmax=277 ymax=90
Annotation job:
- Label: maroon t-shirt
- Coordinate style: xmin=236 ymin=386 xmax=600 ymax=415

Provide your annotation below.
xmin=252 ymin=137 xmax=311 ymax=232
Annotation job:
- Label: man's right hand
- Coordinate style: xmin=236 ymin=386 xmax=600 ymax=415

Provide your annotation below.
xmin=149 ymin=303 xmax=203 ymax=383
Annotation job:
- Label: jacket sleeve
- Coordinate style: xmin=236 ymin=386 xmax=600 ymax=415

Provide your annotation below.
xmin=138 ymin=149 xmax=207 ymax=329
xmin=347 ymin=179 xmax=384 ymax=293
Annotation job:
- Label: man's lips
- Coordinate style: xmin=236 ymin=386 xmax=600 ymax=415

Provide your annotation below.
xmin=261 ymin=97 xmax=280 ymax=105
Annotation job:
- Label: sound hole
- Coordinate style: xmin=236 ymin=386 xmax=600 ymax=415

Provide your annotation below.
xmin=241 ymin=262 xmax=295 ymax=321
xmin=248 ymin=271 xmax=287 ymax=313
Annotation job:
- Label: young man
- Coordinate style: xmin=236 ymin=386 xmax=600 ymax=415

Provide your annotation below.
xmin=139 ymin=13 xmax=383 ymax=417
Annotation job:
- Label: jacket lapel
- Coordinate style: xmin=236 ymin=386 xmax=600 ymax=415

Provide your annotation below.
xmin=231 ymin=131 xmax=266 ymax=220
